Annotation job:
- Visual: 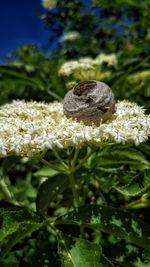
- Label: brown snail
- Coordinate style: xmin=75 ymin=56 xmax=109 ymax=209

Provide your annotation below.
xmin=63 ymin=80 xmax=115 ymax=126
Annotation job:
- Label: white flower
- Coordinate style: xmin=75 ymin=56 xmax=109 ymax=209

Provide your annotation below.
xmin=58 ymin=54 xmax=118 ymax=78
xmin=0 ymin=100 xmax=149 ymax=158
xmin=95 ymin=53 xmax=118 ymax=67
xmin=62 ymin=31 xmax=81 ymax=42
xmin=41 ymin=0 xmax=57 ymax=9
xmin=0 ymin=138 xmax=6 ymax=156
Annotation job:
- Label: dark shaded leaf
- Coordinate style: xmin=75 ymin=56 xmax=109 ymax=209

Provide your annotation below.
xmin=0 ymin=203 xmax=44 ymax=259
xmin=1 ymin=156 xmax=20 ymax=175
xmin=36 ymin=174 xmax=68 ymax=215
xmin=56 ymin=205 xmax=150 ymax=249
xmin=104 ymin=241 xmax=141 ymax=267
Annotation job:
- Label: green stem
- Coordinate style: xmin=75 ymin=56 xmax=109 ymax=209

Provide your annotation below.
xmin=0 ymin=178 xmax=17 ymax=204
xmin=40 ymin=148 xmax=48 ymax=158
xmin=67 ymin=147 xmax=95 ymax=208
xmin=68 ymin=171 xmax=79 ymax=208
xmin=72 ymin=147 xmax=79 ymax=168
xmin=52 ymin=147 xmax=68 ymax=170
xmin=37 ymin=147 xmax=68 ymax=173
xmin=74 ymin=149 xmax=94 ymax=172
xmin=67 ymin=147 xmax=81 ymax=208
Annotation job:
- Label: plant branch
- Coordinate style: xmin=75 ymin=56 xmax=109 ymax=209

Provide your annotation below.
xmin=0 ymin=178 xmax=17 ymax=204
xmin=52 ymin=147 xmax=68 ymax=170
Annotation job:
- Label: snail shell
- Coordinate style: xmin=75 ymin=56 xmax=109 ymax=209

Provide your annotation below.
xmin=63 ymin=80 xmax=115 ymax=126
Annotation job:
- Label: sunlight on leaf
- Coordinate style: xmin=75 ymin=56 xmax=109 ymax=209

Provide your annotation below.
xmin=58 ymin=234 xmax=113 ymax=267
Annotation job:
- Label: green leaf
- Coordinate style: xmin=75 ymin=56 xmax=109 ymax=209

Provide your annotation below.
xmin=56 ymin=205 xmax=150 ymax=249
xmin=0 ymin=65 xmax=42 ymax=88
xmin=34 ymin=167 xmax=59 ymax=178
xmin=103 ymin=241 xmax=141 ymax=267
xmin=36 ymin=174 xmax=68 ymax=215
xmin=0 ymin=203 xmax=43 ymax=258
xmin=0 ymin=64 xmax=61 ymax=101
xmin=58 ymin=234 xmax=113 ymax=267
xmin=114 ymin=171 xmax=150 ymax=197
xmin=92 ymin=146 xmax=150 ymax=170
xmin=139 ymin=143 xmax=150 ymax=156
xmin=133 ymin=259 xmax=150 ymax=267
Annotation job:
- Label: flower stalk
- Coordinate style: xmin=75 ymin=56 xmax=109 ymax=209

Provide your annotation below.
xmin=0 ymin=178 xmax=17 ymax=204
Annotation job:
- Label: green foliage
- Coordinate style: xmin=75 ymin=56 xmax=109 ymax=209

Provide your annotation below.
xmin=0 ymin=203 xmax=43 ymax=260
xmin=0 ymin=45 xmax=65 ymax=105
xmin=0 ymin=143 xmax=150 ymax=266
xmin=0 ymin=0 xmax=150 ymax=266
xmin=58 ymin=235 xmax=113 ymax=267
xmin=108 ymin=49 xmax=150 ymax=111
xmin=36 ymin=174 xmax=68 ymax=215
xmin=44 ymin=0 xmax=150 ymax=57
xmin=56 ymin=205 xmax=150 ymax=249
xmin=114 ymin=171 xmax=150 ymax=198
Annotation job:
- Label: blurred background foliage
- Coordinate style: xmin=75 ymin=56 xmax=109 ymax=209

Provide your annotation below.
xmin=0 ymin=0 xmax=150 ymax=266
xmin=0 ymin=0 xmax=150 ymax=109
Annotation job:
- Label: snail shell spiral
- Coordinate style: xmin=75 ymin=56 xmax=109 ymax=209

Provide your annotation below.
xmin=63 ymin=80 xmax=115 ymax=126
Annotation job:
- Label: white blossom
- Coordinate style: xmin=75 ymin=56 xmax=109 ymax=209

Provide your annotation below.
xmin=41 ymin=0 xmax=57 ymax=9
xmin=0 ymin=100 xmax=149 ymax=157
xmin=95 ymin=53 xmax=118 ymax=67
xmin=58 ymin=54 xmax=118 ymax=78
xmin=62 ymin=31 xmax=81 ymax=42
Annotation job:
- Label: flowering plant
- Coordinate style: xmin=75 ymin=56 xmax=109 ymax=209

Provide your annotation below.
xmin=0 ymin=97 xmax=150 ymax=266
xmin=0 ymin=0 xmax=150 ymax=264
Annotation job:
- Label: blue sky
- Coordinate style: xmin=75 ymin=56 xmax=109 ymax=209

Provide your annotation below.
xmin=0 ymin=0 xmax=50 ymax=63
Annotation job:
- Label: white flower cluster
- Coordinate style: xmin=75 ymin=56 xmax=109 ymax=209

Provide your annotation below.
xmin=58 ymin=54 xmax=117 ymax=77
xmin=59 ymin=58 xmax=94 ymax=77
xmin=95 ymin=53 xmax=118 ymax=67
xmin=0 ymin=100 xmax=149 ymax=158
xmin=41 ymin=0 xmax=57 ymax=9
xmin=62 ymin=31 xmax=81 ymax=42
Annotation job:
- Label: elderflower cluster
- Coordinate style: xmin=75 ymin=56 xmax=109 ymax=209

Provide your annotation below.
xmin=41 ymin=0 xmax=57 ymax=9
xmin=0 ymin=100 xmax=149 ymax=158
xmin=58 ymin=54 xmax=117 ymax=80
xmin=59 ymin=58 xmax=95 ymax=76
xmin=95 ymin=53 xmax=118 ymax=67
xmin=62 ymin=31 xmax=81 ymax=42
